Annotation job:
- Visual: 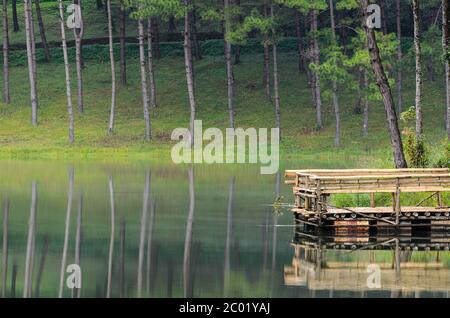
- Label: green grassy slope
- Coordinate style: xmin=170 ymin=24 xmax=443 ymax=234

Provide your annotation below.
xmin=0 ymin=51 xmax=447 ymax=165
xmin=0 ymin=1 xmax=448 ymax=165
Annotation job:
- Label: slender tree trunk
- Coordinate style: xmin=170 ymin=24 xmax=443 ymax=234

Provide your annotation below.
xmin=119 ymin=2 xmax=126 ymax=86
xmin=413 ymin=0 xmax=423 ymax=139
xmin=73 ymin=0 xmax=83 ymax=113
xmin=2 ymin=199 xmax=9 ymax=298
xmin=59 ymin=0 xmax=74 ymax=144
xmin=146 ymin=199 xmax=155 ymax=294
xmin=224 ymin=0 xmax=235 ymax=128
xmin=295 ymin=10 xmax=304 ymax=73
xmin=362 ymin=0 xmax=407 ymax=168
xmin=107 ymin=0 xmax=116 ymax=134
xmin=2 ymin=0 xmax=9 ymax=104
xmin=223 ymin=177 xmax=234 ymax=297
xmin=263 ymin=1 xmax=270 ymax=99
xmin=190 ymin=9 xmax=202 ymax=61
xmin=138 ymin=18 xmax=151 ymax=141
xmin=119 ymin=219 xmax=126 ymax=298
xmin=72 ymin=193 xmax=82 ymax=298
xmin=443 ymin=0 xmax=450 ymax=140
xmin=152 ymin=18 xmax=161 ymax=59
xmin=23 ymin=181 xmax=37 ymax=298
xmin=183 ymin=168 xmax=195 ymax=298
xmin=11 ymin=0 xmax=18 ymax=31
xmin=96 ymin=0 xmax=102 ymax=9
xmin=312 ymin=9 xmax=323 ymax=129
xmin=137 ymin=171 xmax=150 ymax=298
xmin=147 ymin=18 xmax=157 ymax=109
xmin=271 ymin=5 xmax=280 ymax=134
xmin=34 ymin=234 xmax=48 ymax=298
xmin=234 ymin=0 xmax=242 ymax=65
xmin=29 ymin=0 xmax=36 ymax=82
xmin=396 ymin=0 xmax=402 ymax=115
xmin=58 ymin=168 xmax=73 ymax=299
xmin=35 ymin=0 xmax=50 ymax=62
xmin=184 ymin=0 xmax=196 ymax=146
xmin=24 ymin=0 xmax=38 ymax=126
xmin=363 ymin=70 xmax=369 ymax=137
xmin=106 ymin=176 xmax=115 ymax=298
xmin=329 ymin=0 xmax=340 ymax=146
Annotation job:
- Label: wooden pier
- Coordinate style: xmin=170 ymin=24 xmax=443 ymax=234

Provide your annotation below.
xmin=285 ymin=168 xmax=450 ymax=229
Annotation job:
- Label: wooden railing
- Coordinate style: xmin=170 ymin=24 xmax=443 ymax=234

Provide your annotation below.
xmin=285 ymin=168 xmax=450 ymax=226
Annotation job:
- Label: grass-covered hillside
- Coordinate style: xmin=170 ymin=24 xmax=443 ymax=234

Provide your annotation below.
xmin=0 ymin=1 xmax=448 ymax=167
xmin=0 ymin=51 xmax=447 ymax=163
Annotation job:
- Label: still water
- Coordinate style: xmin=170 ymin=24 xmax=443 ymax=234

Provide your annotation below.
xmin=0 ymin=160 xmax=449 ymax=298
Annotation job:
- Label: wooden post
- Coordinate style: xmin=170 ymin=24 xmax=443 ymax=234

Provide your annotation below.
xmin=370 ymin=193 xmax=375 ymax=208
xmin=316 ymin=179 xmax=322 ymax=226
xmin=437 ymin=192 xmax=443 ymax=208
xmin=305 ymin=176 xmax=311 ymax=211
xmin=395 ymin=179 xmax=401 ymax=226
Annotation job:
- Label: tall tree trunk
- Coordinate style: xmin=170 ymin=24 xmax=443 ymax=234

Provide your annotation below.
xmin=271 ymin=5 xmax=280 ymax=134
xmin=183 ymin=168 xmax=195 ymax=298
xmin=295 ymin=10 xmax=304 ymax=73
xmin=396 ymin=0 xmax=403 ymax=115
xmin=184 ymin=0 xmax=196 ymax=146
xmin=72 ymin=193 xmax=82 ymax=298
xmin=312 ymin=9 xmax=323 ymax=129
xmin=234 ymin=0 xmax=242 ymax=65
xmin=362 ymin=0 xmax=407 ymax=168
xmin=443 ymin=0 xmax=450 ymax=140
xmin=147 ymin=18 xmax=157 ymax=108
xmin=58 ymin=168 xmax=73 ymax=298
xmin=119 ymin=2 xmax=126 ymax=86
xmin=107 ymin=0 xmax=116 ymax=135
xmin=363 ymin=70 xmax=369 ymax=137
xmin=23 ymin=181 xmax=37 ymax=298
xmin=137 ymin=171 xmax=150 ymax=298
xmin=263 ymin=1 xmax=270 ymax=100
xmin=138 ymin=17 xmax=151 ymax=141
xmin=11 ymin=0 xmax=18 ymax=32
xmin=2 ymin=0 xmax=9 ymax=104
xmin=35 ymin=0 xmax=50 ymax=62
xmin=224 ymin=0 xmax=235 ymax=128
xmin=29 ymin=0 xmax=36 ymax=81
xmin=413 ymin=0 xmax=423 ymax=139
xmin=24 ymin=0 xmax=38 ymax=126
xmin=59 ymin=0 xmax=74 ymax=144
xmin=106 ymin=176 xmax=115 ymax=298
xmin=190 ymin=8 xmax=202 ymax=61
xmin=73 ymin=0 xmax=83 ymax=113
xmin=2 ymin=199 xmax=9 ymax=298
xmin=152 ymin=18 xmax=161 ymax=59
xmin=329 ymin=0 xmax=340 ymax=146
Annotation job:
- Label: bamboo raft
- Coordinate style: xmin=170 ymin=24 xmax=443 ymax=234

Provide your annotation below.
xmin=284 ymin=239 xmax=450 ymax=293
xmin=285 ymin=168 xmax=450 ymax=229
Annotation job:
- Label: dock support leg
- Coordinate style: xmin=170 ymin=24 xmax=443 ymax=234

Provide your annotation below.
xmin=437 ymin=192 xmax=443 ymax=208
xmin=370 ymin=193 xmax=375 ymax=208
xmin=316 ymin=180 xmax=322 ymax=227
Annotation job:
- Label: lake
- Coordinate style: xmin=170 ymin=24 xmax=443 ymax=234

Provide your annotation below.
xmin=0 ymin=160 xmax=449 ymax=298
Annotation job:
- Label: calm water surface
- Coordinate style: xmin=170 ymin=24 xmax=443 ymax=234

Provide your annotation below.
xmin=0 ymin=160 xmax=449 ymax=298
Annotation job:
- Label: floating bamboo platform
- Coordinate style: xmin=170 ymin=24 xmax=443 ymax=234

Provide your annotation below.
xmin=284 ymin=231 xmax=450 ymax=293
xmin=285 ymin=168 xmax=450 ymax=230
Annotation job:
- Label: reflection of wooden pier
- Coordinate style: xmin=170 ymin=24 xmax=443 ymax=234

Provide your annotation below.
xmin=285 ymin=169 xmax=450 ymax=229
xmin=284 ymin=231 xmax=450 ymax=294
